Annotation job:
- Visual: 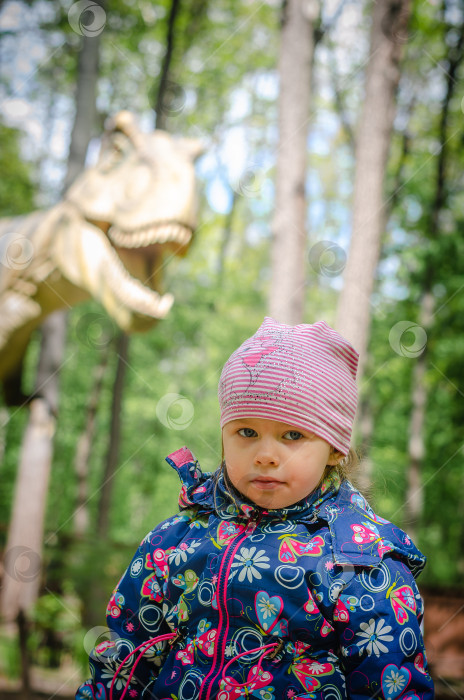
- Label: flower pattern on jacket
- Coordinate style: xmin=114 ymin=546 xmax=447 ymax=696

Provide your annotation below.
xmin=355 ymin=618 xmax=394 ymax=657
xmin=76 ymin=446 xmax=434 ymax=700
xmin=230 ymin=546 xmax=271 ymax=582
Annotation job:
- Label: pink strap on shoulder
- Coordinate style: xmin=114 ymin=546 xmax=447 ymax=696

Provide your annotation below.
xmin=166 ymin=446 xmax=196 ymax=469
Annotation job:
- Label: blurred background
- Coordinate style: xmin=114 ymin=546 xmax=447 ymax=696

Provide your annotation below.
xmin=0 ymin=0 xmax=463 ymax=697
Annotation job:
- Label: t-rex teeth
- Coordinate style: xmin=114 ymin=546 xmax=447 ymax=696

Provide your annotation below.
xmin=177 ymin=227 xmax=191 ymax=245
xmin=108 ymin=222 xmax=192 ymax=248
xmin=157 ymin=292 xmax=174 ymax=316
xmin=107 ymin=255 xmax=174 ymax=319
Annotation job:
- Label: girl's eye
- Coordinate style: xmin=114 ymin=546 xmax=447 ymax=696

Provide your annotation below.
xmin=238 ymin=427 xmax=258 ymax=438
xmin=284 ymin=430 xmax=303 ymax=441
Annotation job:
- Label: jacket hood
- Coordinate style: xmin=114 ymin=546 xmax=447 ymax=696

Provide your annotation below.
xmin=165 ymin=446 xmax=426 ymax=577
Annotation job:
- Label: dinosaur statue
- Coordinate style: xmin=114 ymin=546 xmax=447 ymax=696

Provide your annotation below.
xmin=0 ymin=111 xmax=203 ymax=404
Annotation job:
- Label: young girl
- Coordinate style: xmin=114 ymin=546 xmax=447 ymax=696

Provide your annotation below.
xmin=76 ymin=318 xmax=434 ymax=700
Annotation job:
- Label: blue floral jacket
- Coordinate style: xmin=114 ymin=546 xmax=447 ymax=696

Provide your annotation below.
xmin=76 ymin=447 xmax=434 ymax=700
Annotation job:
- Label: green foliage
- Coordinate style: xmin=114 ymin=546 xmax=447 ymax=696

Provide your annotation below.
xmin=29 ymin=591 xmax=82 ymax=668
xmin=0 ymin=123 xmax=36 ymax=216
xmin=0 ymin=627 xmax=20 ymax=678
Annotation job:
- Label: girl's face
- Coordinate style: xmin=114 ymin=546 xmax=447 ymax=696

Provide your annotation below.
xmin=222 ymin=417 xmax=341 ymax=510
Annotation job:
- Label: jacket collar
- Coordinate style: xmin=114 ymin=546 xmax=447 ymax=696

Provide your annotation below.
xmin=165 ymin=447 xmax=427 ymax=576
xmin=165 ymin=446 xmax=340 ymax=523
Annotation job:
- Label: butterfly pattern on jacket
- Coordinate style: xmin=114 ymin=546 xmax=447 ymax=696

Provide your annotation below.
xmin=176 ymin=618 xmax=217 ymax=665
xmin=291 ymin=658 xmax=335 ymax=694
xmin=171 ymin=569 xmax=200 ymax=622
xmin=386 ymin=579 xmax=417 ymax=625
xmin=278 ymin=534 xmax=325 ymax=563
xmin=350 ymin=521 xmax=395 ymax=558
xmin=219 ymin=664 xmax=275 ymax=700
xmin=333 ymin=594 xmax=359 ymax=623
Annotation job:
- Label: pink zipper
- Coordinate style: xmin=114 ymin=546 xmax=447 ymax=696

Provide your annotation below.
xmin=199 ymin=517 xmax=260 ymax=700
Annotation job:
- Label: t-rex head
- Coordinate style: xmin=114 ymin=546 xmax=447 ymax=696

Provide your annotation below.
xmin=64 ymin=110 xmax=203 ymax=327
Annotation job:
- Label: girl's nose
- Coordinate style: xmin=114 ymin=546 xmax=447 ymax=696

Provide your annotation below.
xmin=254 ymin=439 xmax=280 ymax=466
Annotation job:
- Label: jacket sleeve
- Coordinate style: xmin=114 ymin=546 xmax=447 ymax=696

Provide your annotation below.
xmin=75 ymin=517 xmax=182 ymax=700
xmin=331 ymin=555 xmax=434 ymax=699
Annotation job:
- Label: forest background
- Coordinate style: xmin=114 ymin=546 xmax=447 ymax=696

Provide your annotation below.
xmin=0 ymin=0 xmax=463 ymax=691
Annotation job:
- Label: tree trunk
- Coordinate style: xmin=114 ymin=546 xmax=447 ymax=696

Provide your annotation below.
xmin=154 ymin=0 xmax=182 ymax=130
xmin=269 ymin=0 xmax=317 ymax=325
xmin=74 ymin=346 xmax=110 ymax=537
xmin=405 ymin=297 xmax=431 ymax=539
xmin=335 ymin=0 xmax=411 ymax=383
xmin=17 ymin=610 xmax=31 ymax=700
xmin=96 ymin=332 xmax=129 ymax=540
xmin=63 ymin=22 xmax=103 ymax=193
xmin=0 ymin=19 xmax=102 ymax=620
xmin=357 ymin=390 xmax=375 ymax=492
xmin=1 ymin=312 xmax=66 ymax=620
xmin=217 ymin=187 xmax=239 ymax=284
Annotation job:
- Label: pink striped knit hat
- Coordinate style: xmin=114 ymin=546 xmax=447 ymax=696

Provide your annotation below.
xmin=218 ymin=317 xmax=359 ymax=455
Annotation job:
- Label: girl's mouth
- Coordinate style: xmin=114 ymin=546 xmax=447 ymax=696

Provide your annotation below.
xmin=251 ymin=478 xmax=283 ymax=490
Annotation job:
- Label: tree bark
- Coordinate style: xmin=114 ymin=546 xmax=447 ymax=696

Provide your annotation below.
xmin=154 ymin=0 xmax=182 ymax=130
xmin=0 ymin=18 xmax=102 ymax=620
xmin=217 ymin=187 xmax=239 ymax=284
xmin=63 ymin=21 xmax=102 ymax=192
xmin=405 ymin=295 xmax=432 ymax=539
xmin=96 ymin=332 xmax=129 ymax=540
xmin=335 ymin=0 xmax=412 ymax=383
xmin=17 ymin=610 xmax=31 ymax=700
xmin=73 ymin=346 xmax=110 ymax=537
xmin=357 ymin=390 xmax=375 ymax=492
xmin=269 ymin=0 xmax=317 ymax=325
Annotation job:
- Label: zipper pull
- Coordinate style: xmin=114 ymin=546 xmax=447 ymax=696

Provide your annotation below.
xmin=266 ymin=638 xmax=285 ymax=660
xmin=168 ymin=629 xmax=184 ymax=647
xmin=246 ymin=520 xmax=256 ymax=534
